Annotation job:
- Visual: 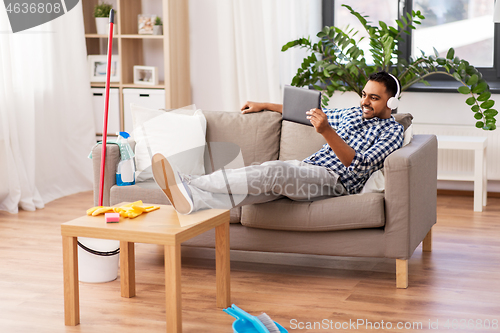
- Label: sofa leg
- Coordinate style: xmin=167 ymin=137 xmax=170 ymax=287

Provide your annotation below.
xmin=396 ymin=259 xmax=408 ymax=289
xmin=422 ymin=228 xmax=432 ymax=252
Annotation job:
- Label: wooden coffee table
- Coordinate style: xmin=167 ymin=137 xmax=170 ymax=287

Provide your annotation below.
xmin=61 ymin=204 xmax=231 ymax=332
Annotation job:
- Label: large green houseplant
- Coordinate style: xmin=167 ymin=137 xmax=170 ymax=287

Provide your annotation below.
xmin=282 ymin=4 xmax=497 ymax=131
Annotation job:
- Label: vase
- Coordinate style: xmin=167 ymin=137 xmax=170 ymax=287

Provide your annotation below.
xmin=95 ymin=17 xmax=108 ymax=35
xmin=153 ymin=25 xmax=163 ymax=35
xmin=95 ymin=17 xmax=117 ymax=35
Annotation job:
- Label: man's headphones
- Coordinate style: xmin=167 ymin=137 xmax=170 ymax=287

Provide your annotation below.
xmin=386 ymin=74 xmax=400 ymax=110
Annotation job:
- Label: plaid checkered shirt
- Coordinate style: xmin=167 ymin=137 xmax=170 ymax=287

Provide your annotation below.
xmin=303 ymin=106 xmax=404 ymax=194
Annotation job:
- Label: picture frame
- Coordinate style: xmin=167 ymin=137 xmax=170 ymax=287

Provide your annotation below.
xmin=88 ymin=55 xmax=120 ymax=82
xmin=133 ymin=65 xmax=159 ymax=86
xmin=138 ymin=14 xmax=156 ymax=35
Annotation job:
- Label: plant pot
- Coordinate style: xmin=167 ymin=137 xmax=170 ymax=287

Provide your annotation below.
xmin=153 ymin=25 xmax=163 ymax=35
xmin=95 ymin=17 xmax=108 ymax=34
xmin=95 ymin=17 xmax=116 ymax=35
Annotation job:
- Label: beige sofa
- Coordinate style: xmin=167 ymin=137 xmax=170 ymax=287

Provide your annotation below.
xmin=92 ymin=110 xmax=437 ymax=288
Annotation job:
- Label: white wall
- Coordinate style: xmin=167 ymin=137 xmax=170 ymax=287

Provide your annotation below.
xmin=142 ymin=0 xmax=165 ymax=82
xmin=188 ymin=0 xmax=322 ymax=111
xmin=189 ymin=0 xmax=224 ymax=111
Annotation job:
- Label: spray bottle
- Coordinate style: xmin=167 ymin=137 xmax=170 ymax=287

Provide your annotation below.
xmin=116 ymin=131 xmax=135 ymax=186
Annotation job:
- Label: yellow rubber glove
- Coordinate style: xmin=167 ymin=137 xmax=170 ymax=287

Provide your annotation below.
xmin=120 ymin=200 xmax=143 ymax=208
xmin=144 ymin=206 xmax=160 ymax=213
xmin=113 ymin=206 xmax=132 ymax=217
xmin=113 ymin=204 xmax=145 ymax=219
xmin=86 ymin=206 xmax=103 ymax=216
xmin=86 ymin=206 xmax=114 ymax=216
xmin=127 ymin=207 xmax=144 ymax=219
xmin=92 ymin=207 xmax=114 ymax=216
xmin=87 ymin=201 xmax=160 ymax=218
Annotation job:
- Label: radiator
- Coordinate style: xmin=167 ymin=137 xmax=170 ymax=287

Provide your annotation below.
xmin=412 ymin=124 xmax=499 ymax=180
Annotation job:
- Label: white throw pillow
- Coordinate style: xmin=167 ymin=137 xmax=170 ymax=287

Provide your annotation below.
xmin=360 ymin=169 xmax=385 ymax=194
xmin=403 ymin=124 xmax=413 ymax=147
xmin=130 ymin=104 xmax=207 ymax=182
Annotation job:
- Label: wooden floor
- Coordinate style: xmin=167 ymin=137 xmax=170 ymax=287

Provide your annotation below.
xmin=1 ymin=191 xmax=499 ymax=332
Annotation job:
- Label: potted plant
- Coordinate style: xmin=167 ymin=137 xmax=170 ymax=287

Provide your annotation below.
xmin=153 ymin=16 xmax=163 ymax=35
xmin=94 ymin=2 xmax=114 ymax=35
xmin=282 ymin=4 xmax=497 ymax=131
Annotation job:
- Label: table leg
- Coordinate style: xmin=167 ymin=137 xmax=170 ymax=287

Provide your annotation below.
xmin=120 ymin=241 xmax=135 ymax=298
xmin=215 ymin=220 xmax=231 ymax=308
xmin=63 ymin=236 xmax=79 ymax=326
xmin=165 ymin=243 xmax=182 ymax=333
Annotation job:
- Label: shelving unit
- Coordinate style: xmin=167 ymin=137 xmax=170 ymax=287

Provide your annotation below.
xmin=82 ymin=0 xmax=191 ymax=133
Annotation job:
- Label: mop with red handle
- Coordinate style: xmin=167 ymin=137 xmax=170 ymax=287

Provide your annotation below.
xmin=98 ymin=9 xmax=115 ymax=207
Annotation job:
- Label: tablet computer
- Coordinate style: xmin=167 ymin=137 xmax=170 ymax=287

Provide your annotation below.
xmin=282 ymin=85 xmax=322 ymax=126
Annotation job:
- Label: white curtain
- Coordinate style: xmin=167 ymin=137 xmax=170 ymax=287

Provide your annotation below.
xmin=190 ymin=0 xmax=322 ymax=111
xmin=0 ymin=3 xmax=95 ymax=213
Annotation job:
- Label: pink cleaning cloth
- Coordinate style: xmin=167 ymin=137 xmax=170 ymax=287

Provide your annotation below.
xmin=105 ymin=212 xmax=120 ymax=223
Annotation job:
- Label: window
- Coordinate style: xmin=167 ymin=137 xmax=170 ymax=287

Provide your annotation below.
xmin=322 ymin=0 xmax=500 ymax=84
xmin=412 ymin=0 xmax=494 ymax=68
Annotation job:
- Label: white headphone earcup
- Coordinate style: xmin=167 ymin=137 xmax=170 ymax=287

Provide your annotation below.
xmin=387 ymin=97 xmax=399 ymax=110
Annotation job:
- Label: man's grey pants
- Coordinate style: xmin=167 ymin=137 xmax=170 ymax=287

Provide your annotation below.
xmin=183 ymin=160 xmax=346 ymax=212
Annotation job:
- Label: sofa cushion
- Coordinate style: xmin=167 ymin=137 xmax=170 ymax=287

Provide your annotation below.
xmin=279 ymin=120 xmax=326 ymax=161
xmin=110 ymin=181 xmax=241 ymax=223
xmin=203 ymin=111 xmax=282 ymax=166
xmin=240 ymin=192 xmax=385 ymax=231
xmin=393 ymin=113 xmax=413 ymax=132
xmin=110 ymin=180 xmax=169 ymax=206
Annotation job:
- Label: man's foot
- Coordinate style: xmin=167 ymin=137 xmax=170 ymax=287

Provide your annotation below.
xmin=151 ymin=153 xmax=194 ymax=215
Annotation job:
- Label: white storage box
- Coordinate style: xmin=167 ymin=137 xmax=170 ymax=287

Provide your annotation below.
xmin=123 ymin=88 xmax=166 ymax=133
xmin=91 ymin=88 xmax=120 ymax=135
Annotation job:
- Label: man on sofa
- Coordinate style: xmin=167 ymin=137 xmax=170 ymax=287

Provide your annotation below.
xmin=152 ymin=71 xmax=404 ymax=214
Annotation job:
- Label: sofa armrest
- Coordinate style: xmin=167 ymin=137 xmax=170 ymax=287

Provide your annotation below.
xmin=383 ymin=134 xmax=438 ymax=259
xmin=92 ymin=144 xmax=121 ymax=206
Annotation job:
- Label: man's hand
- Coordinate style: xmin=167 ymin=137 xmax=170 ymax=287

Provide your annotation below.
xmin=307 ymin=108 xmax=355 ymax=167
xmin=241 ymin=101 xmax=283 ymax=114
xmin=306 ymin=108 xmax=331 ymax=134
xmin=241 ymin=101 xmax=266 ymax=114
